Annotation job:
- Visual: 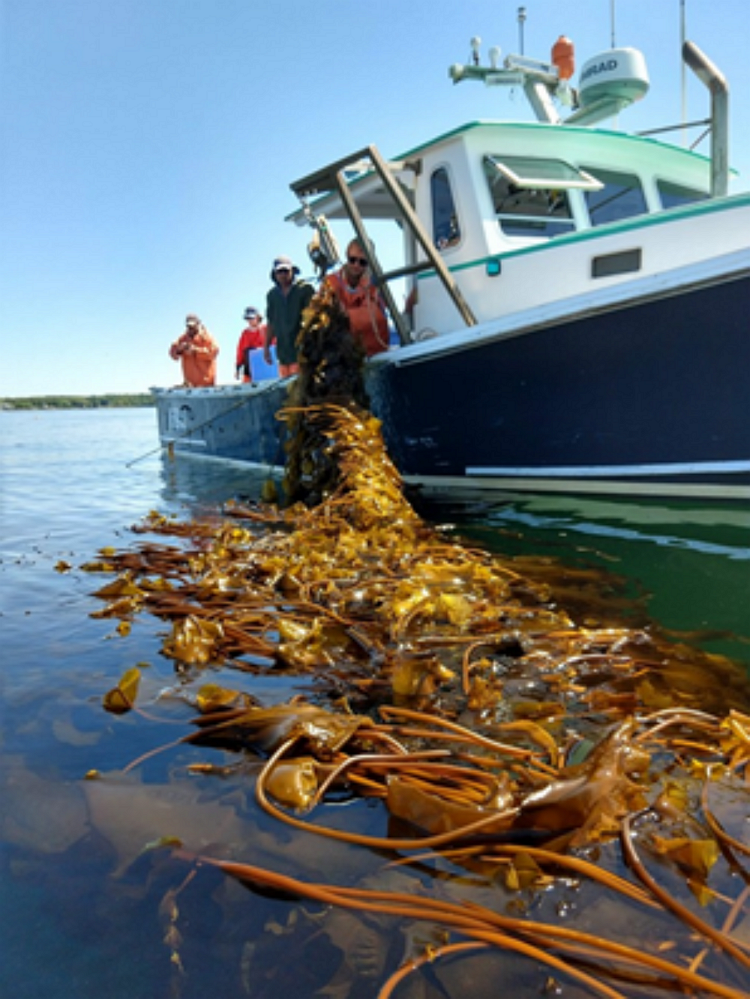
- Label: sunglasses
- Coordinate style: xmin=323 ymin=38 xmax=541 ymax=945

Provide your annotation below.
xmin=275 ymin=267 xmax=291 ymax=274
xmin=348 ymin=256 xmax=368 ymax=266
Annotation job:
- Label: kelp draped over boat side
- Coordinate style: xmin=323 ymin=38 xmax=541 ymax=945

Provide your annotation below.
xmin=82 ymin=290 xmax=750 ymax=998
xmin=281 ymin=281 xmax=370 ymax=506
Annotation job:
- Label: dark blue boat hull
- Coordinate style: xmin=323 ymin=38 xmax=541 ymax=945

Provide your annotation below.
xmin=156 ymin=269 xmax=750 ymax=500
xmin=366 ymin=271 xmax=750 ymax=497
xmin=156 ymin=381 xmax=290 ymax=465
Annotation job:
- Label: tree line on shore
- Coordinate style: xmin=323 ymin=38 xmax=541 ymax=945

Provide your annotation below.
xmin=1 ymin=394 xmax=155 ymax=410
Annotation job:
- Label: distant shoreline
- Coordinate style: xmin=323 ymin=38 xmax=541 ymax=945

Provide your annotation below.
xmin=1 ymin=394 xmax=155 ymax=411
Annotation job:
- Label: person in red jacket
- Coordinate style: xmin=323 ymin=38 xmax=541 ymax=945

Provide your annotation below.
xmin=324 ymin=240 xmax=390 ymax=357
xmin=234 ymin=307 xmax=269 ymax=382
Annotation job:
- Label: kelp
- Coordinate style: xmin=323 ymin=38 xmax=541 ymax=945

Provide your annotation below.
xmin=281 ymin=281 xmax=370 ymax=507
xmin=79 ymin=291 xmax=750 ymax=997
xmin=102 ymin=665 xmax=141 ymax=714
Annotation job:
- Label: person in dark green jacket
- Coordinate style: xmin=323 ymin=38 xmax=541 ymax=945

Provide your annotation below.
xmin=263 ymin=256 xmax=314 ymax=377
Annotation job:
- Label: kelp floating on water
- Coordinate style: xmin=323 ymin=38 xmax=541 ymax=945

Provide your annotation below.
xmin=77 ymin=280 xmax=750 ymax=997
xmin=83 ymin=400 xmax=750 ymax=998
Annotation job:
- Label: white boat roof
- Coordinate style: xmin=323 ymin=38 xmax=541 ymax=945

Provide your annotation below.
xmin=287 ymin=118 xmax=718 ymax=225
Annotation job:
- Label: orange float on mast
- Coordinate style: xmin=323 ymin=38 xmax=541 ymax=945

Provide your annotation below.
xmin=551 ymin=35 xmax=575 ymax=80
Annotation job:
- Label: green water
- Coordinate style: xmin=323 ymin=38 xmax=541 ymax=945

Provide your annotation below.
xmin=418 ymin=490 xmax=750 ymax=664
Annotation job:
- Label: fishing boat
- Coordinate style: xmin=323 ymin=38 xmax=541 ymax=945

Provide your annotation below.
xmin=153 ymin=33 xmax=750 ymax=501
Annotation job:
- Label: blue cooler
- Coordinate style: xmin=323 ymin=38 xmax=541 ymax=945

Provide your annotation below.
xmin=247 ymin=346 xmax=279 ymax=381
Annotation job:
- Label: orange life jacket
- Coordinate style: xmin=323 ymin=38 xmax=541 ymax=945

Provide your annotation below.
xmin=325 ymin=271 xmax=389 ymax=356
xmin=170 ymin=329 xmax=219 ymax=386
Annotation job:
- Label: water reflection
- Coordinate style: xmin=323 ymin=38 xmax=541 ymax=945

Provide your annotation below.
xmin=491 ymin=492 xmax=750 ymax=556
xmin=3 ymin=409 xmax=750 ymax=998
xmin=417 ymin=489 xmax=750 ymax=550
xmin=415 ymin=490 xmax=750 ymax=669
xmin=157 ymin=452 xmax=275 ymax=514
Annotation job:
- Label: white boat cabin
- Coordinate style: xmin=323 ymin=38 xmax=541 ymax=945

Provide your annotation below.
xmin=289 ymin=40 xmax=744 ymax=344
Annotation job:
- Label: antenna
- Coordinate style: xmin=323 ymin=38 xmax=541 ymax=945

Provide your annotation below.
xmin=680 ymin=0 xmax=687 ymax=145
xmin=517 ymin=6 xmax=527 ymax=55
xmin=610 ymin=0 xmax=617 ymax=47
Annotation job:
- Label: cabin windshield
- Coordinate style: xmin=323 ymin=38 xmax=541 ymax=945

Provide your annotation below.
xmin=581 ymin=167 xmax=648 ymax=225
xmin=657 ymin=179 xmax=709 ymax=209
xmin=483 ymin=155 xmax=596 ymax=239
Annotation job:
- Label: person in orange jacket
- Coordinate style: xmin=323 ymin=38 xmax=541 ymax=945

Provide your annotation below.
xmin=169 ymin=314 xmax=219 ymax=387
xmin=324 ymin=240 xmax=390 ymax=357
xmin=235 ymin=307 xmax=269 ymax=382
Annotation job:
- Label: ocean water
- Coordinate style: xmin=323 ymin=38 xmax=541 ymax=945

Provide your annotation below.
xmin=2 ymin=407 xmax=750 ymax=999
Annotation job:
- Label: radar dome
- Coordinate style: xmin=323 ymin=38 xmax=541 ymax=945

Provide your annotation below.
xmin=578 ymin=48 xmax=649 ymax=107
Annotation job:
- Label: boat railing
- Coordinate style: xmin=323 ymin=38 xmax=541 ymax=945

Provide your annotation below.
xmin=291 ymin=145 xmax=477 ymax=342
xmin=376 ymin=259 xmax=442 ymax=282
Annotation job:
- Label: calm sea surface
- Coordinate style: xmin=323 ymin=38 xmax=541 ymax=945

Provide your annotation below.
xmin=2 ymin=407 xmax=750 ymax=998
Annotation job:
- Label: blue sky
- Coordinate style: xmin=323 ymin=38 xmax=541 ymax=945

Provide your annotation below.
xmin=3 ymin=0 xmax=749 ymax=397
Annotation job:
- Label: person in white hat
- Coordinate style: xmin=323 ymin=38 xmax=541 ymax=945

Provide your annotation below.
xmin=169 ymin=314 xmax=219 ymax=387
xmin=263 ymin=257 xmax=313 ymax=378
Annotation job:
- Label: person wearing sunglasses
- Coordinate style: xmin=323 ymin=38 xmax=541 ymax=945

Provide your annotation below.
xmin=263 ymin=256 xmax=314 ymax=378
xmin=169 ymin=314 xmax=219 ymax=387
xmin=324 ymin=240 xmax=389 ymax=357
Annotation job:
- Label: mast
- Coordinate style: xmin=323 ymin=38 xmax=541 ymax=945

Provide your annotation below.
xmin=517 ymin=6 xmax=527 ymax=55
xmin=680 ymin=0 xmax=687 ymax=145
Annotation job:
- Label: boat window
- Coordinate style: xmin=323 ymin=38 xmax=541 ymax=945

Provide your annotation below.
xmin=431 ymin=168 xmax=461 ymax=250
xmin=657 ymin=179 xmax=709 ymax=209
xmin=485 ymin=155 xmax=602 ymax=190
xmin=483 ymin=156 xmax=577 ymax=239
xmin=581 ymin=167 xmax=648 ymax=226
